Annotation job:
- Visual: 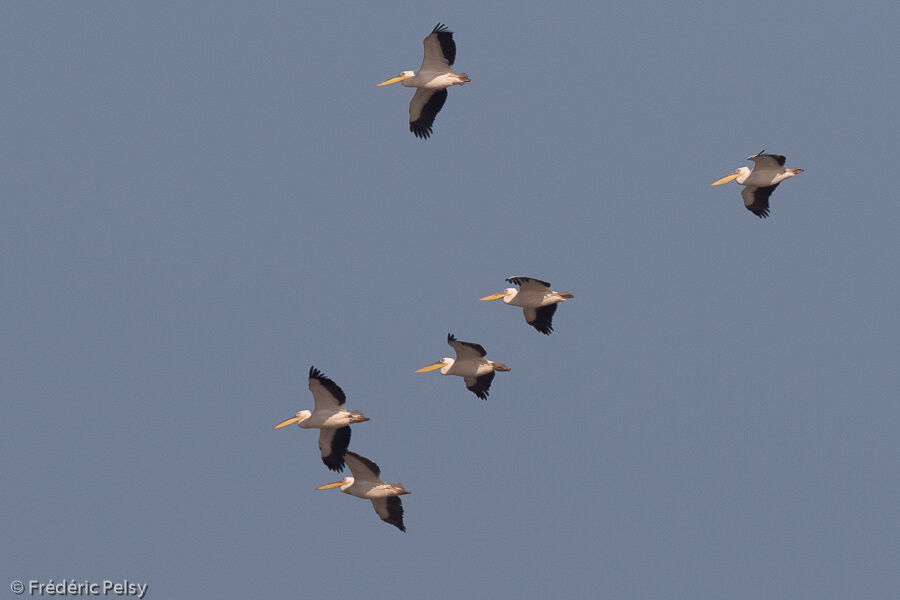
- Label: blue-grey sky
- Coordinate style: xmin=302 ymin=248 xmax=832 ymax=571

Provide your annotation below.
xmin=3 ymin=2 xmax=898 ymax=599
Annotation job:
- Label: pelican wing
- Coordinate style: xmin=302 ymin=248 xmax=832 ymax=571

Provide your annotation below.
xmin=523 ymin=303 xmax=558 ymax=335
xmin=345 ymin=451 xmax=384 ymax=483
xmin=372 ymin=496 xmax=406 ymax=532
xmin=308 ymin=366 xmax=347 ymax=411
xmin=420 ymin=23 xmax=455 ymax=72
xmin=507 ymin=276 xmax=552 ymax=292
xmin=318 ymin=426 xmax=351 ymax=472
xmin=447 ymin=333 xmax=487 ymax=360
xmin=749 ymin=153 xmax=787 ymax=169
xmin=742 ymin=184 xmax=779 ymax=219
xmin=464 ymin=371 xmax=495 ymax=400
xmin=409 ymin=88 xmax=447 ymax=139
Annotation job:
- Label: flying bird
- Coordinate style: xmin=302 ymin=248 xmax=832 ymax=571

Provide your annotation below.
xmin=273 ymin=366 xmax=369 ymax=472
xmin=711 ymin=151 xmax=804 ymax=218
xmin=377 ymin=23 xmax=470 ymax=139
xmin=416 ymin=333 xmax=510 ymax=400
xmin=317 ymin=451 xmax=410 ymax=532
xmin=479 ymin=277 xmax=574 ymax=335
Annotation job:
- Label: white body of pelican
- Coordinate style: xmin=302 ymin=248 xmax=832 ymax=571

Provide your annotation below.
xmin=273 ymin=366 xmax=369 ymax=472
xmin=480 ymin=276 xmax=574 ymax=335
xmin=317 ymin=451 xmax=410 ymax=532
xmin=416 ymin=333 xmax=510 ymax=400
xmin=377 ymin=23 xmax=470 ymax=139
xmin=711 ymin=151 xmax=804 ymax=218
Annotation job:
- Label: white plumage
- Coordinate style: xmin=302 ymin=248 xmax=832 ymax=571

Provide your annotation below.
xmin=316 ymin=451 xmax=410 ymax=532
xmin=377 ymin=23 xmax=470 ymax=139
xmin=711 ymin=151 xmax=804 ymax=218
xmin=480 ymin=276 xmax=574 ymax=335
xmin=273 ymin=366 xmax=369 ymax=472
xmin=416 ymin=333 xmax=510 ymax=400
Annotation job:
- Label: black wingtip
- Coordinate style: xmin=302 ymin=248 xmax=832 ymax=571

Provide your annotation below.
xmin=507 ymin=276 xmax=552 ymax=288
xmin=410 ymin=123 xmax=433 ymax=139
xmin=320 ymin=426 xmax=351 ymax=472
xmin=384 ymin=496 xmax=407 ymax=532
xmin=322 ymin=455 xmax=346 ymax=472
xmin=308 ymin=366 xmax=347 ymax=404
xmin=528 ymin=318 xmax=554 ymax=335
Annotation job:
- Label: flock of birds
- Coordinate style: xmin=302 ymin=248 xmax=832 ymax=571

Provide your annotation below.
xmin=274 ymin=277 xmax=574 ymax=531
xmin=377 ymin=23 xmax=804 ymax=218
xmin=274 ymin=22 xmax=807 ymax=532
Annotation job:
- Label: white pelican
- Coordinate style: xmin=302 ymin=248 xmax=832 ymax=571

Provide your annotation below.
xmin=317 ymin=451 xmax=410 ymax=532
xmin=377 ymin=23 xmax=470 ymax=139
xmin=415 ymin=333 xmax=510 ymax=400
xmin=273 ymin=366 xmax=369 ymax=472
xmin=711 ymin=151 xmax=804 ymax=218
xmin=479 ymin=276 xmax=574 ymax=335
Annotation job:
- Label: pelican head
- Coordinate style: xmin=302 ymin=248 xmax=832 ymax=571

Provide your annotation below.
xmin=272 ymin=409 xmax=312 ymax=430
xmin=711 ymin=166 xmax=751 ymax=186
xmin=479 ymin=288 xmax=516 ymax=302
xmin=415 ymin=357 xmax=453 ymax=374
xmin=377 ymin=71 xmax=415 ymax=86
xmin=317 ymin=477 xmax=353 ymax=491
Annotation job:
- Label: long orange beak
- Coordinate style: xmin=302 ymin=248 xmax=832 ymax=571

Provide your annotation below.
xmin=711 ymin=173 xmax=740 ymax=186
xmin=377 ymin=75 xmax=409 ymax=86
xmin=316 ymin=481 xmax=345 ymax=490
xmin=415 ymin=362 xmax=444 ymax=373
xmin=273 ymin=415 xmax=306 ymax=430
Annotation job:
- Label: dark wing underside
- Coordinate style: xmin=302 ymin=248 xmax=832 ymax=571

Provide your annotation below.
xmin=742 ymin=184 xmax=780 ymax=218
xmin=428 ymin=23 xmax=456 ymax=67
xmin=409 ymin=88 xmax=448 ymax=139
xmin=523 ymin=303 xmax=558 ymax=335
xmin=750 ymin=153 xmax=787 ymax=167
xmin=447 ymin=332 xmax=487 ymax=358
xmin=308 ymin=365 xmax=347 ymax=409
xmin=507 ymin=276 xmax=552 ymax=289
xmin=372 ymin=496 xmax=406 ymax=532
xmin=318 ymin=426 xmax=351 ymax=472
xmin=344 ymin=450 xmax=382 ymax=480
xmin=464 ymin=371 xmax=495 ymax=400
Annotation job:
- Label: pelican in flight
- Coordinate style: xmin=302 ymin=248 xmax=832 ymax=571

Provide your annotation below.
xmin=480 ymin=276 xmax=574 ymax=335
xmin=273 ymin=366 xmax=369 ymax=472
xmin=416 ymin=333 xmax=510 ymax=400
xmin=377 ymin=23 xmax=470 ymax=139
xmin=711 ymin=151 xmax=804 ymax=218
xmin=317 ymin=451 xmax=410 ymax=532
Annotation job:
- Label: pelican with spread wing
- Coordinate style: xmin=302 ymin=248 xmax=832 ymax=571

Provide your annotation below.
xmin=711 ymin=151 xmax=804 ymax=218
xmin=377 ymin=23 xmax=470 ymax=139
xmin=273 ymin=366 xmax=369 ymax=472
xmin=416 ymin=333 xmax=510 ymax=400
xmin=317 ymin=451 xmax=410 ymax=532
xmin=480 ymin=277 xmax=574 ymax=335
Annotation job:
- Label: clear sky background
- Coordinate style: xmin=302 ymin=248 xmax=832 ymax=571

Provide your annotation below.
xmin=3 ymin=2 xmax=898 ymax=599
